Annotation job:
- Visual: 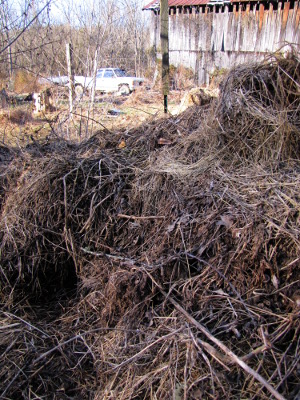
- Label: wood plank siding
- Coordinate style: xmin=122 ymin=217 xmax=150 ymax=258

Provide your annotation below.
xmin=146 ymin=1 xmax=300 ymax=84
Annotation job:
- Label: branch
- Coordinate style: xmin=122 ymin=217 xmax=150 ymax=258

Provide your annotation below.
xmin=143 ymin=269 xmax=287 ymax=400
xmin=0 ymin=0 xmax=53 ymax=55
xmin=117 ymin=213 xmax=165 ymax=220
xmin=107 ymin=328 xmax=183 ymax=373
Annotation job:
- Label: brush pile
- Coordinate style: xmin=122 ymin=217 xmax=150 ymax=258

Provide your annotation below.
xmin=0 ymin=53 xmax=299 ymax=400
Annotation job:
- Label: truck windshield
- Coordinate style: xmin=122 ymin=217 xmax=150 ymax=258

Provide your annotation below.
xmin=114 ymin=69 xmax=126 ymax=77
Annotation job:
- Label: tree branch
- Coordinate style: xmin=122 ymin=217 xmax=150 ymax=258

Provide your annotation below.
xmin=143 ymin=269 xmax=287 ymax=400
xmin=0 ymin=0 xmax=53 ymax=55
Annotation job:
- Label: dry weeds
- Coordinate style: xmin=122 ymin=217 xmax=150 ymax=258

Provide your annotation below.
xmin=0 ymin=52 xmax=299 ymax=400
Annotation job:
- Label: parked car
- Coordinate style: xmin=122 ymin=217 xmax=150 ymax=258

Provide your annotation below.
xmin=73 ymin=68 xmax=144 ymax=96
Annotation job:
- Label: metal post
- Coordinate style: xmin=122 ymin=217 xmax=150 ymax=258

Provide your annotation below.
xmin=160 ymin=0 xmax=169 ymax=113
xmin=164 ymin=94 xmax=168 ymax=114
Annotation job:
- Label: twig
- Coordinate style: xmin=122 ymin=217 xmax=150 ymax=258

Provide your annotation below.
xmin=241 ymin=345 xmax=269 ymax=362
xmin=31 ymin=327 xmax=140 ymax=366
xmin=197 ymin=337 xmax=231 ymax=371
xmin=117 ymin=213 xmax=165 ymax=220
xmin=80 ymin=247 xmax=136 ymax=265
xmin=106 ymin=328 xmax=183 ymax=373
xmin=3 ymin=312 xmax=50 ymax=338
xmin=185 ymin=253 xmax=255 ymax=322
xmin=143 ymin=269 xmax=287 ymax=400
xmin=0 ymin=362 xmax=28 ymax=398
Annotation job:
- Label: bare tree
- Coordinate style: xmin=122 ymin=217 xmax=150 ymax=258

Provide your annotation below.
xmin=1 ymin=0 xmax=151 ymax=83
xmin=0 ymin=1 xmax=54 ymax=77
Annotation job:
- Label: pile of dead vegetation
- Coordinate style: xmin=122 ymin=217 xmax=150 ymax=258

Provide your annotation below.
xmin=0 ymin=52 xmax=299 ymax=400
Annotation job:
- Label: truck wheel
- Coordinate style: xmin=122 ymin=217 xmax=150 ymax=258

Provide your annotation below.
xmin=75 ymin=84 xmax=84 ymax=97
xmin=118 ymin=84 xmax=130 ymax=96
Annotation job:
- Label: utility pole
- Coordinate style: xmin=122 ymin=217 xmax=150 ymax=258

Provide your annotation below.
xmin=160 ymin=0 xmax=169 ymax=113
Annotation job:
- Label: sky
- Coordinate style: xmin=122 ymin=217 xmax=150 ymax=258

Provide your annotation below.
xmin=7 ymin=0 xmax=151 ymax=27
xmin=48 ymin=0 xmax=151 ymax=24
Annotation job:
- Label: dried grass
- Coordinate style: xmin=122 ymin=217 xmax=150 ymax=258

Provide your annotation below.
xmin=13 ymin=70 xmax=41 ymax=94
xmin=0 ymin=52 xmax=299 ymax=399
xmin=216 ymin=50 xmax=300 ymax=163
xmin=6 ymin=108 xmax=33 ymax=125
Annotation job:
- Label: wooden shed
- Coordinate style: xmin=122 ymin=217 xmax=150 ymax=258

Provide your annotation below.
xmin=143 ymin=0 xmax=300 ymax=84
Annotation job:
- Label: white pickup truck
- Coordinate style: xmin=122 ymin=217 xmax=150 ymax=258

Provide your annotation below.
xmin=73 ymin=68 xmax=144 ymax=96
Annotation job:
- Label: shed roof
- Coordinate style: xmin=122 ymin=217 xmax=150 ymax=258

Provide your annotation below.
xmin=143 ymin=0 xmax=260 ymax=10
xmin=143 ymin=0 xmax=209 ymax=10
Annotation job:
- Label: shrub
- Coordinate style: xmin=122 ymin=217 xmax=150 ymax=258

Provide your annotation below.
xmin=13 ymin=70 xmax=41 ymax=94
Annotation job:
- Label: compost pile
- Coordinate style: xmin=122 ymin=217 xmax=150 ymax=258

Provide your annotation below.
xmin=0 ymin=54 xmax=299 ymax=400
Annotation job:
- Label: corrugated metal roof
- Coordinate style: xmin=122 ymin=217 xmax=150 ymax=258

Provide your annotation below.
xmin=143 ymin=0 xmax=210 ymax=10
xmin=142 ymin=0 xmax=159 ymax=10
xmin=143 ymin=0 xmax=263 ymax=9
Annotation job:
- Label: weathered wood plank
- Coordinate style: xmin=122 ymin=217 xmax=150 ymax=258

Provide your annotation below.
xmin=151 ymin=1 xmax=300 ymax=85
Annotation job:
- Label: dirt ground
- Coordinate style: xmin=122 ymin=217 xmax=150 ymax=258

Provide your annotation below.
xmin=0 ymin=87 xmax=189 ymax=147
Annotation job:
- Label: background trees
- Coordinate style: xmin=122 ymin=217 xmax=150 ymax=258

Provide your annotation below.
xmin=0 ymin=0 xmax=151 ymax=89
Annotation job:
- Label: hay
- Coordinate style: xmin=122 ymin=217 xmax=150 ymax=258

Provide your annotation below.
xmin=0 ymin=53 xmax=299 ymax=399
xmin=216 ymin=51 xmax=300 ymax=163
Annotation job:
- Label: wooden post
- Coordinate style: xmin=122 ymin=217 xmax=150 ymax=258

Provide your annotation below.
xmin=86 ymin=49 xmax=99 ymax=138
xmin=90 ymin=49 xmax=98 ymax=106
xmin=160 ymin=0 xmax=169 ymax=113
xmin=66 ymin=43 xmax=75 ymax=116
